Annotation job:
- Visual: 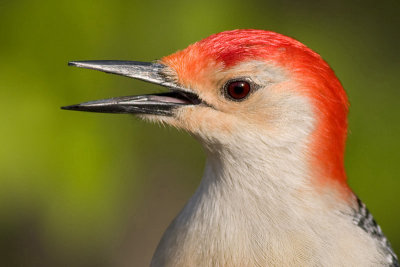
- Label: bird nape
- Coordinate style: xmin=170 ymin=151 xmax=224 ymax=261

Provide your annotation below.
xmin=62 ymin=29 xmax=398 ymax=267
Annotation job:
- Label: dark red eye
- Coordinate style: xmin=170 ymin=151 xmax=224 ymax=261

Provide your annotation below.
xmin=226 ymin=81 xmax=251 ymax=100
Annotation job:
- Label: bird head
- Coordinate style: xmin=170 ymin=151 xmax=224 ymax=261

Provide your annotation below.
xmin=63 ymin=29 xmax=349 ymax=189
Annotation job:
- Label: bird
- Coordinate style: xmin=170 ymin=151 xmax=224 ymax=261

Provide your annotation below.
xmin=62 ymin=29 xmax=398 ymax=266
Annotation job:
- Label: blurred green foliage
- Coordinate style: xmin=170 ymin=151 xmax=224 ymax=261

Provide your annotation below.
xmin=0 ymin=0 xmax=399 ymax=266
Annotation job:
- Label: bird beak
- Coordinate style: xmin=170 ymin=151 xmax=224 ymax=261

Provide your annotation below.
xmin=61 ymin=60 xmax=200 ymax=116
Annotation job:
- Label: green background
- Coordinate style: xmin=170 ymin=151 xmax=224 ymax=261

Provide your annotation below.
xmin=1 ymin=0 xmax=399 ymax=266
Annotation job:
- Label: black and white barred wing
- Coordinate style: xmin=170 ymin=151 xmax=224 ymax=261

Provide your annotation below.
xmin=353 ymin=197 xmax=398 ymax=267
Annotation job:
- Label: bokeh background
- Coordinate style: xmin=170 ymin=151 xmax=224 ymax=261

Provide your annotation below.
xmin=1 ymin=0 xmax=399 ymax=266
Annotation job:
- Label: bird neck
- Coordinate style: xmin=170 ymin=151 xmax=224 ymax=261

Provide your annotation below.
xmin=199 ymin=143 xmax=313 ymax=214
xmin=191 ymin=136 xmax=348 ymax=223
xmin=151 ymin=137 xmax=355 ymax=266
xmin=200 ymin=132 xmax=313 ymax=197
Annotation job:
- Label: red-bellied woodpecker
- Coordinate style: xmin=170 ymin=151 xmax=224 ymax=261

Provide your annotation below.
xmin=62 ymin=29 xmax=398 ymax=266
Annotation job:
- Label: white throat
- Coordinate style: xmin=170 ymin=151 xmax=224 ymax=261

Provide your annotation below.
xmin=150 ymin=131 xmax=386 ymax=266
xmin=152 ymin=132 xmax=322 ymax=265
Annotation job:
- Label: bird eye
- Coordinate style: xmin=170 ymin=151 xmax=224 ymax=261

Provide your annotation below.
xmin=225 ymin=80 xmax=251 ymax=100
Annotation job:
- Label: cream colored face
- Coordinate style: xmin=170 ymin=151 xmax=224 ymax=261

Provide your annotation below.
xmin=146 ymin=60 xmax=315 ymax=147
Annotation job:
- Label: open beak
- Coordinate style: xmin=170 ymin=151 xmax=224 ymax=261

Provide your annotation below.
xmin=61 ymin=60 xmax=200 ymax=116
